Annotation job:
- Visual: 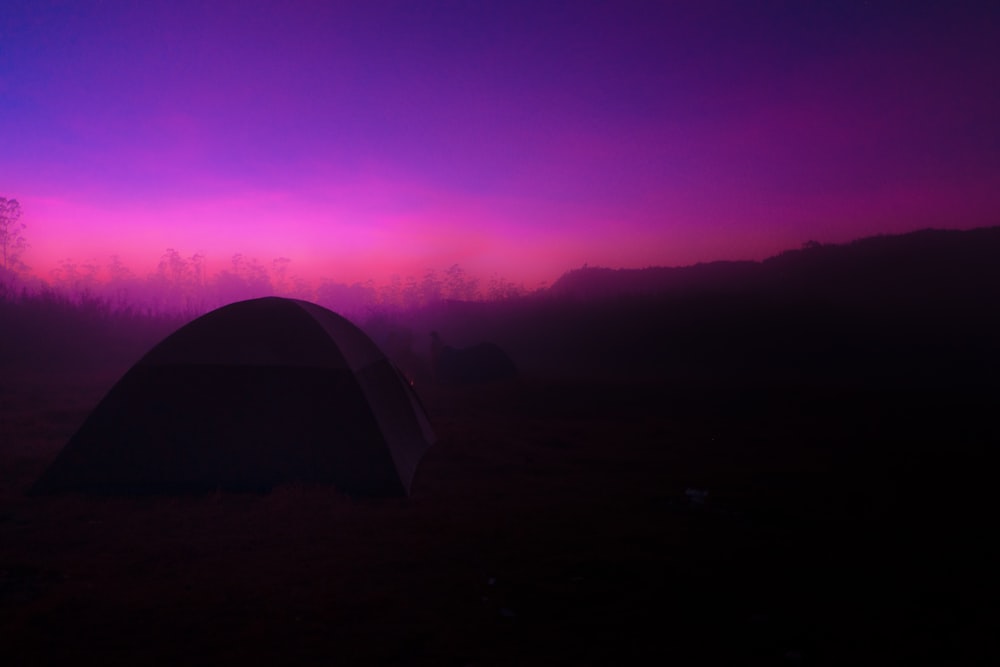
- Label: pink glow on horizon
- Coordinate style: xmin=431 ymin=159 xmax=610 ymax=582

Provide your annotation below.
xmin=16 ymin=154 xmax=1000 ymax=290
xmin=2 ymin=3 xmax=999 ymax=292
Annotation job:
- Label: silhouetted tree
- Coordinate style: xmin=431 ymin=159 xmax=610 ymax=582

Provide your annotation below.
xmin=50 ymin=258 xmax=100 ymax=299
xmin=384 ymin=274 xmax=404 ymax=306
xmin=486 ymin=273 xmax=524 ymax=301
xmin=206 ymin=253 xmax=274 ymax=306
xmin=230 ymin=253 xmax=269 ymax=290
xmin=444 ymin=264 xmax=478 ymax=300
xmin=0 ymin=197 xmax=28 ymax=276
xmin=106 ymin=255 xmax=139 ymax=308
xmin=271 ymin=257 xmax=292 ymax=293
xmin=402 ymin=274 xmax=421 ymax=308
xmin=420 ymin=268 xmax=443 ymax=304
xmin=152 ymin=248 xmax=208 ymax=312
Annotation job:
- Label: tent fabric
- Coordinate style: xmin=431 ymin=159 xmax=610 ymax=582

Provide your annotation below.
xmin=31 ymin=297 xmax=435 ymax=497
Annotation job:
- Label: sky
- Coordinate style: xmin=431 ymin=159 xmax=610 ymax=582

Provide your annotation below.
xmin=2 ymin=1 xmax=999 ymax=287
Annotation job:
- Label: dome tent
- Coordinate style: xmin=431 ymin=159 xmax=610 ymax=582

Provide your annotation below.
xmin=32 ymin=297 xmax=435 ymax=497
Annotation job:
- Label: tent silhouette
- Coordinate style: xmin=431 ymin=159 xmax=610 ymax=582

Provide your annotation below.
xmin=32 ymin=297 xmax=435 ymax=496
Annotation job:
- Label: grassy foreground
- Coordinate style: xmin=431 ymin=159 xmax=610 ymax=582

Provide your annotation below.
xmin=1 ymin=373 xmax=994 ymax=665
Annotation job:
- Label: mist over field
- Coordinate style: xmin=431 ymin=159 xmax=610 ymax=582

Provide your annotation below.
xmin=3 ymin=1 xmax=1000 ymax=662
xmin=3 ymin=226 xmax=999 ymax=388
xmin=3 ymin=225 xmax=998 ymax=663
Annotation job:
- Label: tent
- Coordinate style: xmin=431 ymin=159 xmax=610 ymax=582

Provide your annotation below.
xmin=32 ymin=297 xmax=435 ymax=496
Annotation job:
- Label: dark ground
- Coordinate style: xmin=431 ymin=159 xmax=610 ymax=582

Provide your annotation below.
xmin=1 ymin=370 xmax=996 ymax=665
xmin=2 ymin=228 xmax=998 ymax=664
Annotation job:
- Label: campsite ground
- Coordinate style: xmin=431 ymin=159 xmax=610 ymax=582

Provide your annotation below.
xmin=1 ymin=371 xmax=995 ymax=665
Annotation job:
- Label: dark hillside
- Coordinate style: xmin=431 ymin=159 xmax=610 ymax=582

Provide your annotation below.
xmin=547 ymin=261 xmax=761 ymax=300
xmin=550 ymin=226 xmax=1000 ymax=310
xmin=426 ymin=226 xmax=1000 ymax=388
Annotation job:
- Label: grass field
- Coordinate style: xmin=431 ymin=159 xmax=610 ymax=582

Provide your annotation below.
xmin=2 ymin=370 xmax=995 ymax=665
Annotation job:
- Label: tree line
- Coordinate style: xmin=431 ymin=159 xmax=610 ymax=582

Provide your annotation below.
xmin=0 ymin=197 xmax=28 ymax=280
xmin=0 ymin=197 xmax=533 ymax=316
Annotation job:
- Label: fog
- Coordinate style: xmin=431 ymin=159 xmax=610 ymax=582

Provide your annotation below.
xmin=4 ymin=227 xmax=999 ymax=391
xmin=2 ymin=226 xmax=999 ymax=663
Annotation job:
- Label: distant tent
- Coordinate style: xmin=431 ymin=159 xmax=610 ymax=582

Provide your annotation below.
xmin=31 ymin=297 xmax=435 ymax=497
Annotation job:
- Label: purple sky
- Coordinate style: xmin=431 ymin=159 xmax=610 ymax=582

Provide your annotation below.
xmin=2 ymin=1 xmax=998 ymax=286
